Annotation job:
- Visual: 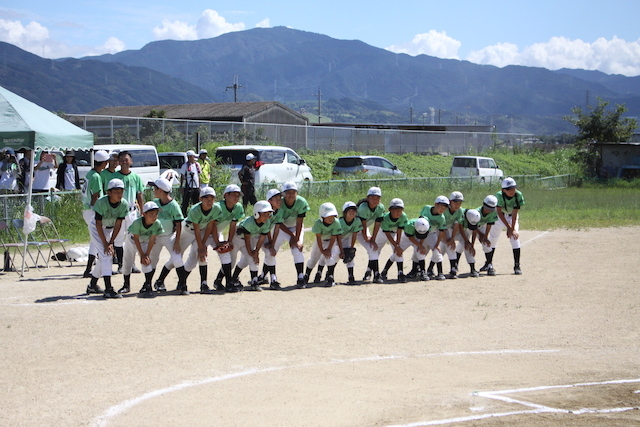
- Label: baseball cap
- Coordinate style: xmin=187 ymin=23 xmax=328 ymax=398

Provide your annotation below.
xmin=223 ymin=184 xmax=242 ymax=195
xmin=94 ymin=150 xmax=110 ymax=162
xmin=319 ymin=202 xmax=338 ymax=218
xmin=107 ymin=178 xmax=125 ymax=190
xmin=64 ymin=150 xmax=75 ymax=157
xmin=246 ymin=153 xmax=256 ymax=161
xmin=389 ymin=198 xmax=405 ymax=208
xmin=199 ymin=149 xmax=207 ymax=155
xmin=4 ymin=148 xmax=15 ymax=155
xmin=108 ymin=151 xmax=119 ymax=159
xmin=255 ymin=200 xmax=274 ymax=214
xmin=367 ymin=186 xmax=382 ymax=197
xmin=483 ymin=195 xmax=498 ymax=210
xmin=435 ymin=195 xmax=450 ymax=205
xmin=465 ymin=208 xmax=481 ymax=230
xmin=186 ymin=150 xmax=196 ymax=157
xmin=200 ymin=186 xmax=216 ymax=198
xmin=281 ymin=181 xmax=298 ymax=192
xmin=502 ymin=177 xmax=517 ymax=189
xmin=414 ymin=218 xmax=430 ymax=234
xmin=151 ymin=178 xmax=172 ymax=193
xmin=266 ymin=188 xmax=281 ymax=200
xmin=142 ymin=201 xmax=160 ymax=213
xmin=342 ymin=201 xmax=357 ymax=212
xmin=449 ymin=191 xmax=464 ymax=202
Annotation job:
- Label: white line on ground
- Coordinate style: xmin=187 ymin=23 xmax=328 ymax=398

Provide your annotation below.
xmin=90 ymin=349 xmax=559 ymax=427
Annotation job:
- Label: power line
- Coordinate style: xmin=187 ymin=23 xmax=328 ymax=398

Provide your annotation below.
xmin=225 ymin=75 xmax=244 ymax=103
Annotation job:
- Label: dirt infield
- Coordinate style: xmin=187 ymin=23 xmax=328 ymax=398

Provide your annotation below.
xmin=1 ymin=227 xmax=639 ymax=426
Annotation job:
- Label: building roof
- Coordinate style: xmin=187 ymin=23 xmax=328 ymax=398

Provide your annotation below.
xmin=89 ymin=101 xmax=307 ymax=123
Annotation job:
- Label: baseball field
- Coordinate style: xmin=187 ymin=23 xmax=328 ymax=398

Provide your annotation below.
xmin=0 ymin=226 xmax=638 ymax=426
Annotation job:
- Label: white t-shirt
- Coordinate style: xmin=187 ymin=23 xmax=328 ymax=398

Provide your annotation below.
xmin=63 ymin=164 xmax=76 ymax=190
xmin=180 ymin=162 xmax=200 ymax=189
xmin=33 ymin=161 xmax=55 ymax=190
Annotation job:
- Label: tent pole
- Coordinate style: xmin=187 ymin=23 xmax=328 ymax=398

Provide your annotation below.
xmin=20 ymin=149 xmax=35 ymax=276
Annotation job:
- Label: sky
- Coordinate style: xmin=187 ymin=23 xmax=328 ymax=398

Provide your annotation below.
xmin=1 ymin=0 xmax=639 ymax=76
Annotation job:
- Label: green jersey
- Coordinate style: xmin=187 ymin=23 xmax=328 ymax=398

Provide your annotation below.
xmin=100 ymin=169 xmax=119 ymax=192
xmin=311 ymin=218 xmax=343 ymax=240
xmin=357 ymin=201 xmax=385 ymax=228
xmin=339 ymin=217 xmax=363 ymax=240
xmin=113 ymin=170 xmax=144 ymax=208
xmin=404 ymin=218 xmax=429 ymax=239
xmin=127 ymin=217 xmax=164 ymax=242
xmin=443 ymin=207 xmax=465 ymax=229
xmin=281 ymin=196 xmax=310 ymax=228
xmin=267 ymin=208 xmax=285 ymax=230
xmin=380 ymin=211 xmax=408 ymax=232
xmin=153 ymin=198 xmax=184 ymax=236
xmin=495 ymin=190 xmax=525 ymax=214
xmin=82 ymin=169 xmax=103 ymax=209
xmin=237 ymin=216 xmax=271 ymax=236
xmin=419 ymin=205 xmax=447 ymax=232
xmin=211 ymin=200 xmax=244 ymax=231
xmin=92 ymin=195 xmax=129 ymax=228
xmin=461 ymin=208 xmax=480 ymax=230
xmin=185 ymin=202 xmax=216 ymax=229
xmin=475 ymin=206 xmax=498 ymax=226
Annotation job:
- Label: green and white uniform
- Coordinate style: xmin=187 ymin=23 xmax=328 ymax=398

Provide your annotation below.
xmin=123 ymin=217 xmax=164 ymax=274
xmin=378 ymin=212 xmax=408 ymax=262
xmin=82 ymin=168 xmax=104 ymax=256
xmin=89 ymin=195 xmax=129 ymax=277
xmin=419 ymin=205 xmax=448 ymax=263
xmin=202 ymin=200 xmax=245 ymax=265
xmin=149 ymin=198 xmax=185 ymax=269
xmin=400 ymin=218 xmax=430 ymax=262
xmin=233 ymin=216 xmax=272 ymax=271
xmin=337 ymin=216 xmax=364 ymax=268
xmin=112 ymin=170 xmax=145 ymax=247
xmin=476 ymin=205 xmax=499 ymax=254
xmin=307 ymin=218 xmax=343 ymax=268
xmin=490 ymin=189 xmax=525 ymax=250
xmin=165 ymin=202 xmax=216 ymax=272
xmin=440 ymin=207 xmax=466 ymax=260
xmin=272 ymin=196 xmax=310 ymax=264
xmin=356 ymin=201 xmax=386 ymax=260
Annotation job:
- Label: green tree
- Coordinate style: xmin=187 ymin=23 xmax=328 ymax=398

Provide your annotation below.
xmin=564 ymin=97 xmax=637 ymax=144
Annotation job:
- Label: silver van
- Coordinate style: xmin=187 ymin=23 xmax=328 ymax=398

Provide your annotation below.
xmin=450 ymin=156 xmax=503 ymax=183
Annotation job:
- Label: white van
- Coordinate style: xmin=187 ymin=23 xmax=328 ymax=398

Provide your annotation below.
xmin=450 ymin=156 xmax=504 ymax=183
xmin=76 ymin=144 xmax=160 ymax=185
xmin=215 ymin=145 xmax=313 ymax=184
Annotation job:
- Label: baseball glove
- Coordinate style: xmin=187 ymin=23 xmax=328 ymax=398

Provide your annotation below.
xmin=215 ymin=242 xmax=232 ymax=253
xmin=343 ymin=247 xmax=356 ymax=264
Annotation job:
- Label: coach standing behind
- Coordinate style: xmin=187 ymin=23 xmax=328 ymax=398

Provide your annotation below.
xmin=239 ymin=153 xmax=257 ymax=208
xmin=180 ymin=150 xmax=201 ymax=216
xmin=197 ymin=149 xmax=212 ymax=188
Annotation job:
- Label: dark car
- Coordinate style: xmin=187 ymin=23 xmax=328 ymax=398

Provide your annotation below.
xmin=332 ymin=156 xmax=403 ymax=177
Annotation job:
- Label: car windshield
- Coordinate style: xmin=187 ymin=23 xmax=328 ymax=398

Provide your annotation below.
xmin=159 ymin=156 xmax=185 ymax=170
xmin=335 ymin=158 xmax=363 ymax=167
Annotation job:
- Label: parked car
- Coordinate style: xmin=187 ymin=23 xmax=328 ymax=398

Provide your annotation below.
xmin=332 ymin=156 xmax=403 ymax=177
xmin=158 ymin=152 xmax=187 ymax=187
xmin=449 ymin=156 xmax=503 ymax=183
xmin=215 ymin=145 xmax=313 ymax=184
xmin=76 ymin=144 xmax=160 ymax=186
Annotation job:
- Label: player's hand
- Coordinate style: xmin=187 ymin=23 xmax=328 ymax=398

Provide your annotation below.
xmin=198 ymin=247 xmax=207 ymax=262
xmin=141 ymin=255 xmax=151 ymax=266
xmin=447 ymin=239 xmax=455 ymax=250
xmin=370 ymin=242 xmax=378 ymax=252
xmin=105 ymin=243 xmax=114 ymax=257
xmin=511 ymin=229 xmax=519 ymax=240
xmin=394 ymin=246 xmax=403 ymax=257
xmin=339 ymin=250 xmax=345 ymax=259
xmin=418 ymin=245 xmax=427 ymax=255
xmin=269 ymin=247 xmax=277 ymax=257
xmin=173 ymin=241 xmax=181 ymax=254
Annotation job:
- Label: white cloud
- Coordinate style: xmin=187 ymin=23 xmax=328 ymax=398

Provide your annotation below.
xmin=0 ymin=18 xmax=49 ymax=49
xmin=386 ymin=30 xmax=461 ymax=59
xmin=468 ymin=36 xmax=640 ymax=76
xmin=152 ymin=18 xmax=197 ymax=41
xmin=153 ymin=9 xmax=245 ymax=41
xmin=255 ymin=18 xmax=271 ymax=28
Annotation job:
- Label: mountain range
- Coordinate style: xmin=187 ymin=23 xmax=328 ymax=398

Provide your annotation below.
xmin=1 ymin=26 xmax=639 ymax=135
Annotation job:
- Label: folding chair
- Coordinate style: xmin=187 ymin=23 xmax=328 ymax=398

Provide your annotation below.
xmin=0 ymin=220 xmax=25 ymax=273
xmin=11 ymin=218 xmax=50 ymax=269
xmin=38 ymin=216 xmax=72 ymax=267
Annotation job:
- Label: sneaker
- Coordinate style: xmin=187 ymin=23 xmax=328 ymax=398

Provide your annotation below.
xmin=470 ymin=269 xmax=480 ymax=278
xmin=418 ymin=270 xmax=430 ymax=281
xmin=362 ymin=270 xmax=372 ymax=281
xmin=487 ymin=265 xmax=496 ymax=276
xmin=226 ymin=282 xmax=238 ymax=293
xmin=233 ymin=280 xmax=244 ymax=292
xmin=427 ymin=270 xmax=435 ymax=278
xmin=250 ymin=278 xmax=262 ymax=292
xmin=514 ymin=264 xmax=522 ymax=275
xmin=347 ymin=275 xmax=355 ymax=285
xmin=139 ymin=284 xmax=154 ymax=294
xmin=131 ymin=266 xmax=141 ymax=274
xmin=179 ymin=285 xmax=190 ymax=295
xmin=117 ymin=285 xmax=130 ymax=294
xmin=86 ymin=283 xmax=103 ymax=294
xmin=380 ymin=270 xmax=388 ymax=281
xmin=479 ymin=263 xmax=490 ymax=272
xmin=448 ymin=267 xmax=458 ymax=279
xmin=103 ymin=288 xmax=122 ymax=299
xmin=200 ymin=281 xmax=212 ymax=294
xmin=313 ymin=272 xmax=322 ymax=283
xmin=398 ymin=272 xmax=407 ymax=283
xmin=372 ymin=273 xmax=383 ymax=284
xmin=214 ymin=280 xmax=225 ymax=292
xmin=83 ymin=271 xmax=91 ymax=279
xmin=435 ymin=273 xmax=446 ymax=281
xmin=406 ymin=269 xmax=418 ymax=279
xmin=269 ymin=281 xmax=282 ymax=290
xmin=325 ymin=275 xmax=336 ymax=287
xmin=154 ymin=280 xmax=166 ymax=292
xmin=256 ymin=275 xmax=269 ymax=285
xmin=296 ymin=276 xmax=307 ymax=288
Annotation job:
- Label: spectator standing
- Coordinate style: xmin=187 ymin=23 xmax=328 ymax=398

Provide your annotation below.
xmin=0 ymin=148 xmax=21 ymax=194
xmin=17 ymin=148 xmax=32 ymax=193
xmin=32 ymin=151 xmax=58 ymax=193
xmin=56 ymin=150 xmax=81 ymax=191
xmin=197 ymin=149 xmax=212 ymax=188
xmin=239 ymin=153 xmax=257 ymax=208
xmin=180 ymin=150 xmax=201 ymax=216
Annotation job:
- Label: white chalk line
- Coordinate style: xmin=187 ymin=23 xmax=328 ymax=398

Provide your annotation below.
xmin=90 ymin=349 xmax=558 ymax=427
xmin=387 ymin=378 xmax=640 ymax=427
xmin=523 ymin=230 xmax=550 ymax=246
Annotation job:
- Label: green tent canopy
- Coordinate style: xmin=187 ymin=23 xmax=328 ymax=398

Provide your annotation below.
xmin=0 ymin=86 xmax=93 ymax=152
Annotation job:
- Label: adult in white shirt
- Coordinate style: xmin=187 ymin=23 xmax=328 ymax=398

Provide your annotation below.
xmin=180 ymin=150 xmax=201 ymax=216
xmin=32 ymin=151 xmax=58 ymax=193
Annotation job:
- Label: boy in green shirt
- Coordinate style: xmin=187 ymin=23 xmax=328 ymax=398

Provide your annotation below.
xmin=86 ymin=178 xmax=129 ymax=299
xmin=356 ymin=187 xmax=385 ymax=283
xmin=419 ymin=195 xmax=450 ymax=281
xmin=476 ymin=195 xmax=500 ymax=276
xmin=378 ymin=198 xmax=409 ymax=283
xmin=82 ymin=150 xmax=110 ymax=279
xmin=303 ymin=202 xmax=343 ymax=288
xmin=491 ymin=177 xmax=525 ymax=275
xmin=229 ymin=200 xmax=274 ymax=291
xmin=118 ymin=202 xmax=165 ymax=295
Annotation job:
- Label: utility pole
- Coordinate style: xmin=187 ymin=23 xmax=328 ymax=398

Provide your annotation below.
xmin=225 ymin=75 xmax=244 ymax=103
xmin=314 ymin=89 xmax=323 ymax=124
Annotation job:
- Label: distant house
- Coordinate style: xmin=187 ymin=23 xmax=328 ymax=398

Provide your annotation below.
xmin=595 ymin=142 xmax=640 ymax=178
xmin=89 ymin=101 xmax=308 ymax=126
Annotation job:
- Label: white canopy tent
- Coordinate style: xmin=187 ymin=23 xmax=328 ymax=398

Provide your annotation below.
xmin=0 ymin=85 xmax=94 ymax=275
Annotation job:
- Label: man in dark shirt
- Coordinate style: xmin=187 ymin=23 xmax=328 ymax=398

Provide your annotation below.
xmin=239 ymin=153 xmax=257 ymax=208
